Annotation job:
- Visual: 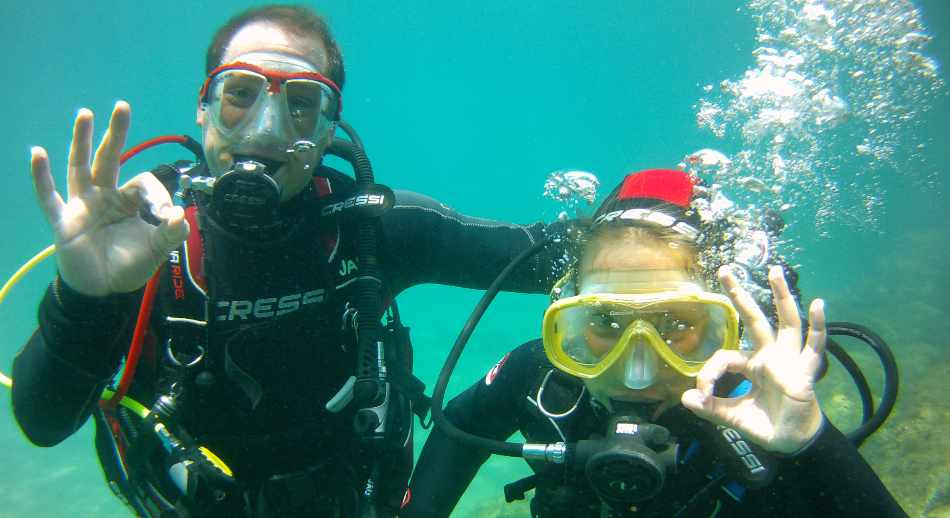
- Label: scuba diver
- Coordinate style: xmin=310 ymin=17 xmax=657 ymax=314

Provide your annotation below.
xmin=404 ymin=169 xmax=906 ymax=517
xmin=10 ymin=5 xmax=568 ymax=517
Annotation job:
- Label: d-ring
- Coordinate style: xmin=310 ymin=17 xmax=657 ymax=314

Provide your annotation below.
xmin=165 ymin=339 xmax=206 ymax=368
xmin=536 ymin=370 xmax=585 ymax=419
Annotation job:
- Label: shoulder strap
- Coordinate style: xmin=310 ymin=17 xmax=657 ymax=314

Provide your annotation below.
xmin=182 ymin=206 xmax=207 ymax=294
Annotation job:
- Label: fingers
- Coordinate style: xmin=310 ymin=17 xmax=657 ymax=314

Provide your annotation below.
xmin=67 ymin=108 xmax=94 ymax=197
xmin=92 ymin=101 xmax=131 ymax=189
xmin=150 ymin=205 xmax=190 ymax=257
xmin=695 ymin=349 xmax=750 ymax=398
xmin=801 ymin=299 xmax=827 ymax=376
xmin=684 ymin=348 xmax=754 ymax=427
xmin=118 ymin=172 xmax=175 ymax=218
xmin=118 ymin=172 xmax=188 ymax=259
xmin=30 ymin=147 xmax=65 ymax=225
xmin=806 ymin=299 xmax=826 ymax=353
xmin=681 ymin=388 xmax=745 ymax=427
xmin=769 ymin=265 xmax=803 ymax=347
xmin=718 ymin=265 xmax=772 ymax=348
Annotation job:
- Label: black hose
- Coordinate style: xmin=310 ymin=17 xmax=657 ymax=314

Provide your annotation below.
xmin=327 ymin=135 xmax=385 ymax=401
xmin=326 ymin=123 xmax=393 ymax=518
xmin=826 ymin=322 xmax=899 ymax=447
xmin=336 ymin=120 xmax=365 ymax=151
xmin=179 ymin=135 xmax=206 ymax=163
xmin=824 ymin=338 xmax=874 ymax=426
xmin=431 ymin=237 xmax=555 ymax=458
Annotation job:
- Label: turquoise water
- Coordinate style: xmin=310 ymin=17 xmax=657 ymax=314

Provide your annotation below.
xmin=0 ymin=1 xmax=947 ymax=516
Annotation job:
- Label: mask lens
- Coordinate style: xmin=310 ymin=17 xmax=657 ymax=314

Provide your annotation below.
xmin=553 ymin=303 xmax=620 ymax=366
xmin=551 ymin=300 xmax=728 ymax=368
xmin=209 ymin=70 xmax=268 ymax=131
xmin=284 ymin=79 xmax=336 ymax=139
xmin=639 ymin=301 xmax=725 ymax=363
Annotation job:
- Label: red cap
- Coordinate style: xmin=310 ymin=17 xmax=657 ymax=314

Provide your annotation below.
xmin=591 ymin=169 xmax=701 ymax=233
xmin=616 ymin=169 xmax=695 ymax=208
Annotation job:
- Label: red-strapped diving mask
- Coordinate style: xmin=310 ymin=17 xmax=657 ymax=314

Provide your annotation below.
xmin=198 ymin=60 xmax=342 ymax=153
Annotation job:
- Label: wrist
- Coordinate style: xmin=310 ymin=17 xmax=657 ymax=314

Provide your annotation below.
xmin=53 ymin=275 xmax=139 ymax=317
xmin=776 ymin=411 xmax=826 ymax=457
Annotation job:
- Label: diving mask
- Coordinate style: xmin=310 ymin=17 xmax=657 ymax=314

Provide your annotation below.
xmin=199 ymin=54 xmax=341 ymax=162
xmin=542 ymin=271 xmax=740 ymax=388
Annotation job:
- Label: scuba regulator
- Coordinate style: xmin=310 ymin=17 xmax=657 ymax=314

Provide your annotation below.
xmin=177 ymin=141 xmax=321 ymax=239
xmin=575 ymin=414 xmax=678 ymax=505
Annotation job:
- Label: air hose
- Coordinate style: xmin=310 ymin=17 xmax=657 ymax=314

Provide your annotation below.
xmin=329 ymin=123 xmax=386 ymax=408
xmin=325 ymin=121 xmax=402 ymax=518
xmin=824 ymin=338 xmax=874 ymax=425
xmin=325 ymin=121 xmax=393 ymax=439
xmin=431 ymin=237 xmax=557 ymax=458
xmin=825 ymin=322 xmax=899 ymax=447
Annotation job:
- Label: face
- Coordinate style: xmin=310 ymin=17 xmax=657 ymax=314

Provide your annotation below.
xmin=578 ymin=235 xmax=700 ymax=408
xmin=198 ymin=21 xmax=334 ymax=201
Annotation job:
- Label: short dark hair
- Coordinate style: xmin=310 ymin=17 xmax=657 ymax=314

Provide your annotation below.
xmin=205 ymin=5 xmax=345 ymax=89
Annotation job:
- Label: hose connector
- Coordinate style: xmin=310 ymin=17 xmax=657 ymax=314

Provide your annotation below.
xmin=523 ymin=442 xmax=568 ymax=464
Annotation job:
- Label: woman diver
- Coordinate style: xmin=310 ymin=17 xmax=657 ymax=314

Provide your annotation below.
xmin=402 ymin=169 xmax=905 ymax=517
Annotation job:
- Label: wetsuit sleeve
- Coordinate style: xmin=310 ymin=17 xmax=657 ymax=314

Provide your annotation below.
xmin=402 ymin=341 xmax=540 ymax=518
xmin=748 ymin=420 xmax=907 ymax=516
xmin=11 ymin=276 xmax=138 ymax=447
xmin=380 ymin=191 xmax=571 ymax=295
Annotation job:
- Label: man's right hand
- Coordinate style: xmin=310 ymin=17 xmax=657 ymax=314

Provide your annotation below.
xmin=30 ymin=101 xmax=190 ymax=296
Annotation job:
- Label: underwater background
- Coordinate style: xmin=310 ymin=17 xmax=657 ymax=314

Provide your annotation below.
xmin=0 ymin=0 xmax=947 ymax=516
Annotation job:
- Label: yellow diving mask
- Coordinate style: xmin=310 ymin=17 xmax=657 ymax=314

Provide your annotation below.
xmin=542 ymin=270 xmax=740 ymax=389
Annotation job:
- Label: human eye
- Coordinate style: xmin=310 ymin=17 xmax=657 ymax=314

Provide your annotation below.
xmin=587 ymin=311 xmax=623 ymax=337
xmin=223 ymin=83 xmax=258 ymax=108
xmin=649 ymin=308 xmax=691 ymax=336
xmin=286 ymin=81 xmax=324 ymax=119
xmin=288 ymin=96 xmax=316 ymax=118
xmin=662 ymin=318 xmax=693 ymax=336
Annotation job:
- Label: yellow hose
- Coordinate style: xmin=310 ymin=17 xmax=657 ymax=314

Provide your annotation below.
xmin=0 ymin=245 xmax=149 ymax=418
xmin=100 ymin=389 xmax=150 ymax=419
xmin=0 ymin=245 xmax=55 ymax=303
xmin=0 ymin=245 xmax=56 ymax=390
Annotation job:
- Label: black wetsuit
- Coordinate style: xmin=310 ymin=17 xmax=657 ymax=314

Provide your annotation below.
xmin=404 ymin=340 xmax=907 ymax=518
xmin=11 ymin=166 xmax=565 ymax=517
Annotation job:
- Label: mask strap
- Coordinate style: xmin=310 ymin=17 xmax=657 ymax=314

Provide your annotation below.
xmin=549 ymin=268 xmax=577 ymax=302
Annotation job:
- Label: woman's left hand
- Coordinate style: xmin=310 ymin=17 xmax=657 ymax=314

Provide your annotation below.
xmin=681 ymin=264 xmax=826 ymax=454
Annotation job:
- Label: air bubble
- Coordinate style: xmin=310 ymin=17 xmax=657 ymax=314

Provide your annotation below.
xmin=689 ymin=0 xmax=941 ymax=248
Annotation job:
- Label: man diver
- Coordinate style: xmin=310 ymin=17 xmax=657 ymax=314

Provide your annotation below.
xmin=11 ymin=5 xmax=564 ymax=517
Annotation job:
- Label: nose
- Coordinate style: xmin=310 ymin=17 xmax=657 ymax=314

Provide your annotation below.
xmin=241 ymin=95 xmax=288 ymax=151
